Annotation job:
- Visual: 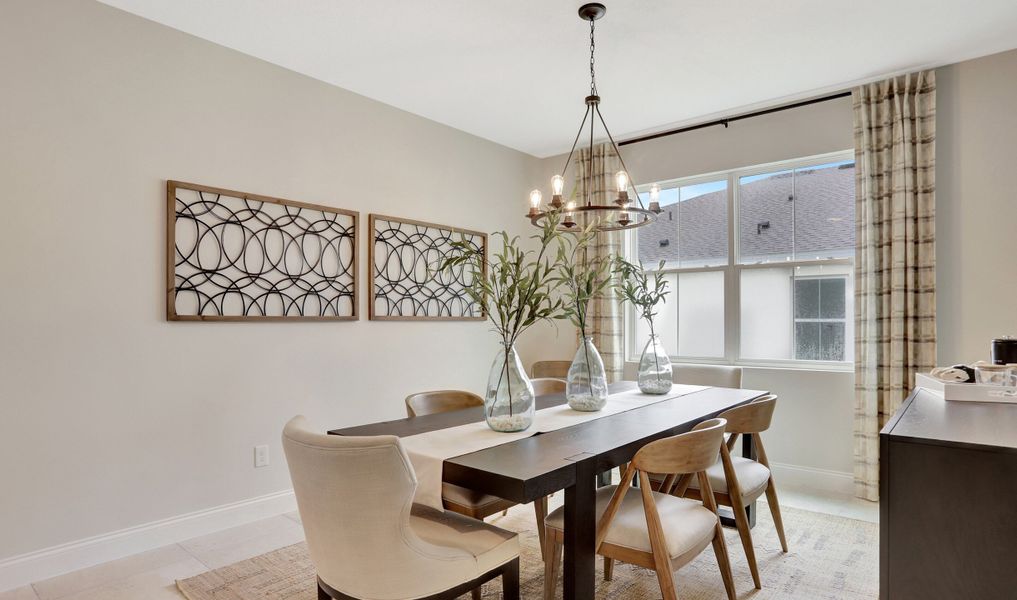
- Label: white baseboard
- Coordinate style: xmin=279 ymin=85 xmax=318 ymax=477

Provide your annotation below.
xmin=0 ymin=489 xmax=296 ymax=593
xmin=769 ymin=462 xmax=854 ymax=496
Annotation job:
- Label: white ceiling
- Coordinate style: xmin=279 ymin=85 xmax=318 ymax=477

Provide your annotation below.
xmin=98 ymin=0 xmax=1017 ymax=157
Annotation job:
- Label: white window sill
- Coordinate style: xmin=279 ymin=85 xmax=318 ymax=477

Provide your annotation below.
xmin=624 ymin=358 xmax=854 ymax=374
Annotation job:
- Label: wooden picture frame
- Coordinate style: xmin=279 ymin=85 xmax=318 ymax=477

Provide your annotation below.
xmin=368 ymin=214 xmax=487 ymax=321
xmin=167 ymin=180 xmax=359 ymax=321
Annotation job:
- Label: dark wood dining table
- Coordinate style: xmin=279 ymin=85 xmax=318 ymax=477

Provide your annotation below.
xmin=329 ymin=381 xmax=767 ymax=600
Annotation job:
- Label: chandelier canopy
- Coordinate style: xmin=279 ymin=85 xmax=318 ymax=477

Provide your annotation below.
xmin=527 ymin=3 xmax=662 ymax=233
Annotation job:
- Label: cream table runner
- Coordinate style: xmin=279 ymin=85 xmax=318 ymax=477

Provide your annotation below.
xmin=402 ymin=384 xmax=708 ymax=510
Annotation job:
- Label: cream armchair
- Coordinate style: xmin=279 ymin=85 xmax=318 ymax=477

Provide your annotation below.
xmin=282 ymin=416 xmax=521 ymax=600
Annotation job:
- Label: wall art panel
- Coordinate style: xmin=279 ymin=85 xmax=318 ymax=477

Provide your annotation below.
xmin=369 ymin=214 xmax=486 ymax=321
xmin=167 ymin=181 xmax=358 ymax=321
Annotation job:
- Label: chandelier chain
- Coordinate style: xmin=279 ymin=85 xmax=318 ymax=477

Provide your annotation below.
xmin=589 ymin=19 xmax=597 ymax=95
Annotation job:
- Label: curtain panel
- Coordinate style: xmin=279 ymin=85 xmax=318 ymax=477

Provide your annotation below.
xmin=574 ymin=142 xmax=624 ymax=383
xmin=852 ymin=71 xmax=937 ymax=501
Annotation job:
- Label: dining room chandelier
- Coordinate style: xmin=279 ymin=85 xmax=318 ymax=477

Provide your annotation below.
xmin=527 ymin=2 xmax=662 ymax=232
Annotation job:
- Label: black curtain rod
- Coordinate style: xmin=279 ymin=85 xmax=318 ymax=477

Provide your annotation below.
xmin=618 ymin=90 xmax=852 ymax=147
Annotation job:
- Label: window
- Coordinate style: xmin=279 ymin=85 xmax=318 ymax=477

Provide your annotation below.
xmin=794 ymin=276 xmax=848 ymax=361
xmin=738 ymin=161 xmax=855 ymax=263
xmin=636 ymin=180 xmax=727 ymax=269
xmin=627 ymin=152 xmax=855 ymax=367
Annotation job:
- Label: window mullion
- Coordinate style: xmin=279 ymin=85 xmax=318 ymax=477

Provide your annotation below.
xmin=726 ymin=171 xmax=738 ymax=365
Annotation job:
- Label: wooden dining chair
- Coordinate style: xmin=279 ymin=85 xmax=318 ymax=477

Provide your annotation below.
xmin=405 ymin=390 xmax=486 ymax=419
xmin=404 ymin=390 xmax=551 ymax=573
xmin=542 ymin=418 xmax=737 ymax=600
xmin=531 ymin=360 xmax=571 ymax=379
xmin=671 ymin=395 xmax=787 ymax=590
xmin=282 ymin=416 xmax=520 ymax=600
xmin=672 ymin=364 xmax=742 ymax=389
xmin=530 ymin=377 xmax=566 ymax=396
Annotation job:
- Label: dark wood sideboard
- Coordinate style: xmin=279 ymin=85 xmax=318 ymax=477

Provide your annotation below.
xmin=880 ymin=388 xmax=1017 ymax=599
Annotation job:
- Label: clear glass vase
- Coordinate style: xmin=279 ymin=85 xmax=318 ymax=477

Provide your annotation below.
xmin=567 ymin=336 xmax=609 ymax=411
xmin=638 ymin=334 xmax=673 ymax=394
xmin=484 ymin=343 xmax=535 ymax=432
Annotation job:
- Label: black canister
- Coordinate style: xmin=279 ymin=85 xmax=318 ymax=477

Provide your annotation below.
xmin=991 ymin=337 xmax=1017 ymax=365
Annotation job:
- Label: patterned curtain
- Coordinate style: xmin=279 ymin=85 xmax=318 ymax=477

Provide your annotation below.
xmin=853 ymin=71 xmax=937 ymax=501
xmin=574 ymin=142 xmax=624 ymax=383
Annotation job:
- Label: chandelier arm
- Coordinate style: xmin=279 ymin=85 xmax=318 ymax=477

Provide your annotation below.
xmin=593 ymin=104 xmax=648 ymax=210
xmin=558 ymin=104 xmax=592 ymax=197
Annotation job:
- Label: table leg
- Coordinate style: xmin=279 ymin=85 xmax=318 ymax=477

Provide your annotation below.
xmin=563 ymin=460 xmax=596 ymax=600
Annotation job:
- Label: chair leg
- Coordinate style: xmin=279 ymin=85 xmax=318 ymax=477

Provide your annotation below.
xmin=651 ymin=559 xmax=678 ymax=600
xmin=765 ymin=480 xmax=789 ymax=553
xmin=732 ymin=500 xmax=761 ymax=589
xmin=501 ymin=509 xmax=508 ymax=517
xmin=534 ymin=496 xmax=548 ymax=561
xmin=543 ymin=535 xmax=562 ymax=600
xmin=603 ymin=556 xmax=614 ymax=581
xmin=711 ymin=521 xmax=738 ymax=600
xmin=502 ymin=557 xmax=520 ymax=600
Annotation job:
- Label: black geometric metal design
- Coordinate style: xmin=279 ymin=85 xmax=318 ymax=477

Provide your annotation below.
xmin=168 ymin=181 xmax=357 ymax=320
xmin=369 ymin=215 xmax=486 ymax=321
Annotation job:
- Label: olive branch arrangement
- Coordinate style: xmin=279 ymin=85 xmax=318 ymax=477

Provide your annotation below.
xmin=438 ymin=212 xmax=572 ymax=416
xmin=617 ymin=259 xmax=670 ymax=384
xmin=554 ymin=228 xmax=623 ymax=394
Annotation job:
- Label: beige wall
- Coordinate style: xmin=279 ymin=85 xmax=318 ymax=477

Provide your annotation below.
xmin=0 ymin=0 xmax=542 ymax=562
xmin=936 ymin=48 xmax=1017 ymax=365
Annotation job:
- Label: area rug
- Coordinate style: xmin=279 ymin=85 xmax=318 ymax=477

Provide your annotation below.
xmin=177 ymin=502 xmax=878 ymax=599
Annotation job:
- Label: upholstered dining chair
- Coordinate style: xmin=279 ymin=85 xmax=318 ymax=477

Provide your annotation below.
xmin=404 ymin=390 xmax=551 ymax=567
xmin=531 ymin=360 xmax=571 ymax=379
xmin=672 ymin=364 xmax=742 ymax=389
xmin=530 ymin=377 xmax=566 ymax=396
xmin=282 ymin=416 xmax=520 ymax=600
xmin=674 ymin=395 xmax=787 ymax=590
xmin=542 ymin=419 xmax=737 ymax=600
xmin=405 ymin=390 xmax=485 ymax=419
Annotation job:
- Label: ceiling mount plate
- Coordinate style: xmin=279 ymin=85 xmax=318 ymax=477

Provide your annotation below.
xmin=578 ymin=3 xmax=606 ymax=21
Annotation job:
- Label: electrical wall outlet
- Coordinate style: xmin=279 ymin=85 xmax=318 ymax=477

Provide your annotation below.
xmin=254 ymin=445 xmax=270 ymax=468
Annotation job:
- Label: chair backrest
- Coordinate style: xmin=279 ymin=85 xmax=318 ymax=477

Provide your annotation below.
xmin=631 ymin=418 xmax=728 ymax=476
xmin=718 ymin=394 xmax=777 ymax=434
xmin=282 ymin=416 xmax=478 ymax=598
xmin=531 ymin=377 xmax=566 ymax=396
xmin=672 ymin=364 xmax=742 ymax=388
xmin=405 ymin=390 xmax=483 ymax=417
xmin=596 ymin=418 xmax=728 ymax=554
xmin=532 ymin=360 xmax=571 ymax=379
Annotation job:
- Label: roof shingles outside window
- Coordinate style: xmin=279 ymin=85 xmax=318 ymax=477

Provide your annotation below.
xmin=637 ymin=164 xmax=855 ymax=266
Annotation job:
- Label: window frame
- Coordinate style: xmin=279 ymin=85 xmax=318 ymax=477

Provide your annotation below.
xmin=624 ymin=149 xmax=855 ymax=372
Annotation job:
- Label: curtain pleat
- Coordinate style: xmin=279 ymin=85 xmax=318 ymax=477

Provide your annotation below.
xmin=575 ymin=143 xmax=624 ymax=383
xmin=852 ymin=71 xmax=937 ymax=501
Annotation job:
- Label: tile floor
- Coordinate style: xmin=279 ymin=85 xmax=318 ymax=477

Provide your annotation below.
xmin=1 ymin=488 xmax=876 ymax=600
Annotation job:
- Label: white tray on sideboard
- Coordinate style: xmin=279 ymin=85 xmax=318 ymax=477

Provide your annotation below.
xmin=915 ymin=373 xmax=1017 ymax=404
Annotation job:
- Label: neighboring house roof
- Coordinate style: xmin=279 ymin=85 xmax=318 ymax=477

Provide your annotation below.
xmin=637 ymin=164 xmax=855 ymax=266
